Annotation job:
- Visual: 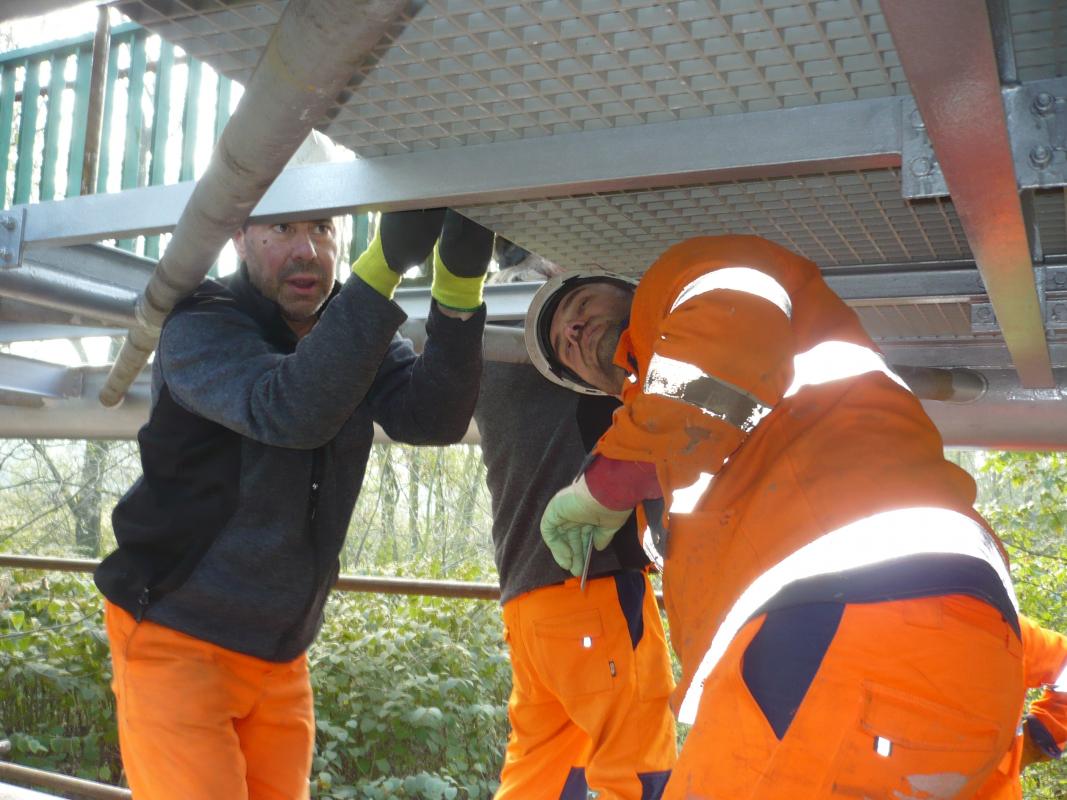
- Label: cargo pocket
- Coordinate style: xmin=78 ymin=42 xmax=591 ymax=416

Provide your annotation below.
xmin=531 ymin=609 xmax=613 ymax=698
xmin=828 ymin=681 xmax=1003 ymax=799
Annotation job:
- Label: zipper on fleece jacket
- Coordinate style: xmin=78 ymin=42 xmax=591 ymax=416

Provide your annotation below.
xmin=273 ymin=446 xmax=327 ymax=659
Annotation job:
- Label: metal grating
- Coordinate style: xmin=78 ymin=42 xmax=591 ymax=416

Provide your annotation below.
xmin=854 ymin=302 xmax=974 ymax=341
xmin=1033 ymin=188 xmax=1067 ymax=256
xmin=112 ymin=0 xmax=906 ymax=157
xmin=459 ymin=168 xmax=971 ymax=274
xmin=1011 ymin=0 xmax=1067 ymax=81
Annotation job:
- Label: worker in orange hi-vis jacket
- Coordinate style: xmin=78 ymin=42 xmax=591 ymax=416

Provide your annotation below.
xmin=524 ymin=235 xmax=1026 ymax=799
xmin=975 ymin=615 xmax=1067 ymax=799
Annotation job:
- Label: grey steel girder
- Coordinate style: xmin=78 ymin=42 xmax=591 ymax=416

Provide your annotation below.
xmin=15 ymin=96 xmax=903 ymax=250
xmin=0 ymin=352 xmax=83 ymax=401
xmin=883 ymin=0 xmax=1053 ymax=388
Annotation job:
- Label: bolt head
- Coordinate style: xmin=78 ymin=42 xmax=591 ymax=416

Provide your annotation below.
xmin=909 ymin=109 xmax=925 ymax=130
xmin=1030 ymin=144 xmax=1053 ymax=169
xmin=1033 ymin=91 xmax=1056 ymax=115
xmin=909 ymin=156 xmax=934 ymax=177
xmin=0 ymin=216 xmax=14 ymax=231
xmin=0 ymin=248 xmax=11 ymax=262
xmin=977 ymin=307 xmax=993 ymax=321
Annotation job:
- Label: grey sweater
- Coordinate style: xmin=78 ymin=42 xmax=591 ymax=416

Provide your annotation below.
xmin=475 ymin=361 xmax=630 ymax=604
xmin=111 ymin=268 xmax=485 ymax=661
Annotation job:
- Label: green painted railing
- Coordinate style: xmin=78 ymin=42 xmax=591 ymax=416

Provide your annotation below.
xmin=0 ymin=21 xmax=371 ymax=261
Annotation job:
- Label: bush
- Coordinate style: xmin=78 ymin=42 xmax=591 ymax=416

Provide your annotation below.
xmin=0 ymin=570 xmax=120 ymax=783
xmin=0 ymin=570 xmax=510 ymax=797
xmin=310 ymin=590 xmax=509 ymax=799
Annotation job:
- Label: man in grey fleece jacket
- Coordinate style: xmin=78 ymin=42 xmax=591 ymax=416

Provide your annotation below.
xmin=96 ymin=208 xmax=491 ymax=800
xmin=475 ymin=251 xmax=676 ymax=800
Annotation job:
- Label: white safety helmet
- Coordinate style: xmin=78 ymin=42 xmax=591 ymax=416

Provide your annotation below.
xmin=524 ymin=270 xmax=637 ymax=396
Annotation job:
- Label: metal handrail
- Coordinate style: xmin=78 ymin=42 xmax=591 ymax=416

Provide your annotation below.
xmin=0 ymin=554 xmax=503 ymax=601
xmin=0 ymin=760 xmax=130 ymax=800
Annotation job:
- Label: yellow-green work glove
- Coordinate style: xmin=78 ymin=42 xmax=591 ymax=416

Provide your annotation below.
xmin=540 ymin=475 xmax=632 ymax=576
xmin=353 ymin=209 xmax=445 ymax=299
xmin=431 ymin=210 xmax=493 ymax=311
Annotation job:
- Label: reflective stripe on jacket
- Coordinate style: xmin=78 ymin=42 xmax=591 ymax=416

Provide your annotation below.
xmin=593 ymin=235 xmax=1012 ymax=715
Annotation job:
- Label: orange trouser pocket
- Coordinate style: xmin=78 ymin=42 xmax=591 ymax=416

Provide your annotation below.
xmin=666 ymin=595 xmax=1024 ymax=800
xmin=105 ymin=601 xmax=314 ymax=800
xmin=498 ymin=573 xmax=677 ymax=800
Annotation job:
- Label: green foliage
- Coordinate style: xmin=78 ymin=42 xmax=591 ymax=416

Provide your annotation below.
xmin=958 ymin=450 xmax=1067 ymax=799
xmin=310 ymin=587 xmax=509 ymax=799
xmin=0 ymin=570 xmax=120 ymax=783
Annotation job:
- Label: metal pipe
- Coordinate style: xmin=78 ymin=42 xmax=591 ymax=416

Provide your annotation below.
xmin=0 ymin=263 xmax=137 ymax=327
xmin=99 ymin=0 xmax=412 ymax=406
xmin=80 ymin=6 xmax=110 ymax=197
xmin=893 ymin=364 xmax=988 ymax=403
xmin=0 ymin=554 xmax=501 ymax=600
xmin=0 ymin=763 xmax=129 ymax=800
xmin=399 ymin=322 xmax=529 ymax=364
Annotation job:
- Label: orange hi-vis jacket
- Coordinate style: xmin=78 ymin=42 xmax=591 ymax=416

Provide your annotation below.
xmin=1023 ymin=616 xmax=1067 ymax=756
xmin=593 ymin=235 xmax=1018 ymax=722
xmin=977 ymin=615 xmax=1067 ymax=799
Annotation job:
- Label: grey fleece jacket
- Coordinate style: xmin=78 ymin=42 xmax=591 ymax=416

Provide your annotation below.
xmin=126 ymin=269 xmax=485 ymax=661
xmin=475 ymin=361 xmax=628 ymax=604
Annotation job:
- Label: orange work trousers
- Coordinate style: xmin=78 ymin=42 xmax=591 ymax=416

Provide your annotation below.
xmin=971 ymin=737 xmax=1023 ymax=800
xmin=105 ymin=601 xmax=315 ymax=800
xmin=497 ymin=571 xmax=677 ymax=799
xmin=665 ymin=595 xmax=1025 ymax=800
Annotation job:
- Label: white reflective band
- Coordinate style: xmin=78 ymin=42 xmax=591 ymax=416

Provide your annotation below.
xmin=785 ymin=341 xmax=909 ymax=399
xmin=670 ymin=472 xmax=715 ymax=515
xmin=642 ymin=527 xmax=664 ymax=570
xmin=677 ymin=507 xmax=1016 ymax=724
xmin=1054 ymin=660 xmax=1067 ymax=692
xmin=875 ymin=737 xmax=893 ymax=758
xmin=670 ymin=268 xmax=792 ymax=320
xmin=582 ymin=636 xmax=593 ymax=649
xmin=645 ymin=354 xmax=772 ymax=434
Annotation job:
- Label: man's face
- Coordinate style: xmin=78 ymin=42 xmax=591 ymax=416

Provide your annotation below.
xmin=234 ymin=220 xmax=338 ymax=331
xmin=548 ymin=281 xmax=633 ymax=395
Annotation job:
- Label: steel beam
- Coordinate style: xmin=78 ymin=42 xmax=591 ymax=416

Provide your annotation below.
xmin=922 ymin=369 xmax=1067 ymax=450
xmin=0 ymin=323 xmax=121 ymax=343
xmin=98 ymin=0 xmax=414 ymax=407
xmin=883 ymin=0 xmax=1053 ymax=388
xmin=0 ymin=353 xmax=82 ymax=400
xmin=16 ymin=96 xmax=904 ymax=249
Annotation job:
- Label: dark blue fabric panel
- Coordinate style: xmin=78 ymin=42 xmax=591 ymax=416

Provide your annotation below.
xmin=614 ymin=570 xmax=646 ymax=650
xmin=753 ymin=553 xmax=1020 ymax=638
xmin=741 ymin=602 xmax=844 ymax=740
xmin=639 ymin=769 xmax=671 ymax=799
xmin=1026 ymin=714 xmax=1063 ymax=759
xmin=559 ymin=767 xmax=588 ymax=800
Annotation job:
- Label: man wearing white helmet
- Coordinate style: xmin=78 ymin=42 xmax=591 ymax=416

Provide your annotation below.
xmin=476 ymin=244 xmax=676 ymax=799
xmin=526 ymin=235 xmax=1025 ymax=799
